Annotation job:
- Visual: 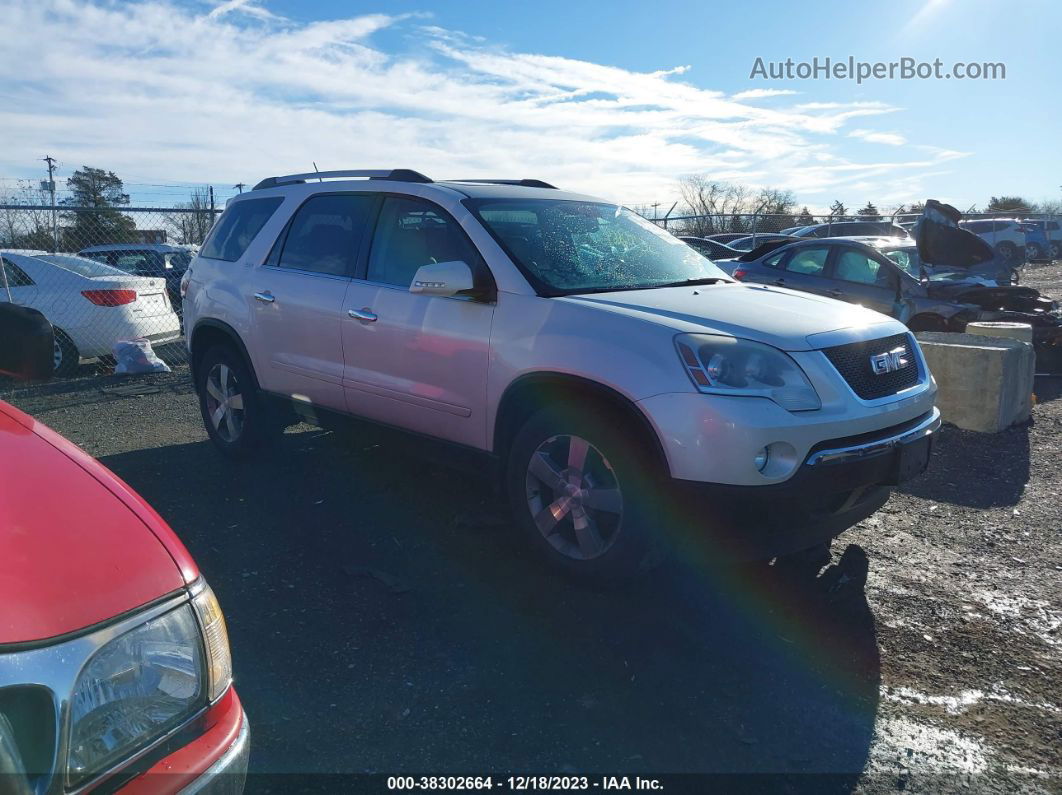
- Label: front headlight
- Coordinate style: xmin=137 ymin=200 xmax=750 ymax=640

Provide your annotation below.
xmin=68 ymin=605 xmax=204 ymax=784
xmin=675 ymin=333 xmax=821 ymax=411
xmin=67 ymin=583 xmax=233 ymax=786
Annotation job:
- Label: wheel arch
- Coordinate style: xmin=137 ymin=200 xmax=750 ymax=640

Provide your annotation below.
xmin=189 ymin=319 xmax=259 ymax=389
xmin=492 ymin=373 xmax=670 ymax=477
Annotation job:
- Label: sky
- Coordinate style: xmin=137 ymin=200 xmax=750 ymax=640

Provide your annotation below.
xmin=0 ymin=0 xmax=1058 ymax=212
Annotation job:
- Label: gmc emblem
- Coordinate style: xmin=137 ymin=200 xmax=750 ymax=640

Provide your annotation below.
xmin=870 ymin=347 xmax=909 ymax=375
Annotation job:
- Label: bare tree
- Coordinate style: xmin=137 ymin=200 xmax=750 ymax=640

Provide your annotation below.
xmin=0 ymin=180 xmax=57 ymax=249
xmin=1033 ymin=198 xmax=1062 ymax=217
xmin=164 ymin=187 xmax=216 ymax=245
xmin=678 ymin=178 xmax=753 ymax=236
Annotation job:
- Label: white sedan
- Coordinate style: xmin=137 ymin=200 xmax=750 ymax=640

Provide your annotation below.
xmin=0 ymin=250 xmax=181 ymax=375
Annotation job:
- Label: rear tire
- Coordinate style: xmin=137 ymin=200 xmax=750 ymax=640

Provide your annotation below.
xmin=505 ymin=406 xmax=663 ymax=582
xmin=197 ymin=345 xmax=274 ymax=458
xmin=52 ymin=328 xmax=80 ymax=377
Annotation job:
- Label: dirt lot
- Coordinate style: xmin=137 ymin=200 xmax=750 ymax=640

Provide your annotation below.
xmin=4 ymin=263 xmax=1061 ymax=792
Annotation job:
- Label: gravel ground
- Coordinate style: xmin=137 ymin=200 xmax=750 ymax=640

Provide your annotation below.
xmin=3 ymin=265 xmax=1061 ymax=792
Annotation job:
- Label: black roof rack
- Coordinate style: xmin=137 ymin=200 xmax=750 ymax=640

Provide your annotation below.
xmin=446 ymin=179 xmax=558 ymax=189
xmin=252 ymin=169 xmax=433 ymax=191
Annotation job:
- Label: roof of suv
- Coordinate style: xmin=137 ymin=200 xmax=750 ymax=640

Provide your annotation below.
xmin=434 ymin=181 xmax=597 ymax=202
xmin=246 ymin=169 xmax=599 ymax=203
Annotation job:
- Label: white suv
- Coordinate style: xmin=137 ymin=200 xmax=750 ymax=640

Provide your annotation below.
xmin=182 ymin=169 xmax=939 ymax=580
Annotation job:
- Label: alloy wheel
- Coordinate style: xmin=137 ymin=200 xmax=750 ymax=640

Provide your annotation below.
xmin=524 ymin=434 xmax=623 ymax=561
xmin=53 ymin=339 xmax=63 ymax=371
xmin=205 ymin=362 xmax=245 ymax=443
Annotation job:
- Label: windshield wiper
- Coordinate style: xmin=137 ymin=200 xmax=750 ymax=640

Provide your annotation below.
xmin=652 ymin=276 xmax=732 ymax=288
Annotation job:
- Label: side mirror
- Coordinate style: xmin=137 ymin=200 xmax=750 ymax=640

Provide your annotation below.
xmin=0 ymin=303 xmax=54 ymax=381
xmin=409 ymin=260 xmax=475 ymax=298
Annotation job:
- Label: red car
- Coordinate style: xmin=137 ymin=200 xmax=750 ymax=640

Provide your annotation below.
xmin=0 ymin=305 xmax=248 ymax=793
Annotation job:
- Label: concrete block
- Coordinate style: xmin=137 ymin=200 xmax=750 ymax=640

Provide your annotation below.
xmin=965 ymin=321 xmax=1034 ymax=344
xmin=914 ymin=332 xmax=1035 ymax=433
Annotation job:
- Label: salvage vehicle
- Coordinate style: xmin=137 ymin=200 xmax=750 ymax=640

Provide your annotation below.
xmin=960 ymin=218 xmax=1050 ymax=264
xmin=0 ymin=303 xmax=248 ymax=792
xmin=731 ymin=231 xmax=1062 ymax=372
xmin=79 ymin=243 xmax=195 ymax=313
xmin=677 ymin=235 xmax=742 ymax=260
xmin=1020 ymin=219 xmax=1062 ymax=260
xmin=183 ymin=169 xmax=941 ymax=581
xmin=0 ymin=250 xmax=182 ymax=376
xmin=792 ymin=221 xmax=910 ymax=240
xmin=725 ymin=233 xmax=797 ymax=251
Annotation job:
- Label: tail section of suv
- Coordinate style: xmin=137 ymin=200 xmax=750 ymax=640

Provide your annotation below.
xmin=182 ymin=169 xmax=939 ymax=580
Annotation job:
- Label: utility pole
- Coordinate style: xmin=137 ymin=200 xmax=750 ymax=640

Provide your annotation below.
xmin=233 ymin=183 xmax=246 ymax=194
xmin=42 ymin=155 xmax=58 ymax=252
xmin=209 ymin=185 xmax=215 ymax=215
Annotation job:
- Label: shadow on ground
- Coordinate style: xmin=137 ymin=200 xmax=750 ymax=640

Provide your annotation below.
xmin=100 ymin=428 xmax=880 ymax=789
xmin=898 ymin=421 xmax=1030 ymax=508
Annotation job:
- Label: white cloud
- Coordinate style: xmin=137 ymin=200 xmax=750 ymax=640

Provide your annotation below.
xmin=0 ymin=0 xmax=962 ymax=204
xmin=849 ymin=128 xmax=907 ymax=146
xmin=730 ymin=88 xmax=799 ymax=100
xmin=205 ymin=0 xmax=281 ymax=21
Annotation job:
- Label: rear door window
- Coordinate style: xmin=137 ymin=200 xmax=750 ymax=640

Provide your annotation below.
xmin=276 ymin=194 xmax=376 ymax=277
xmin=201 ymin=197 xmax=284 ymax=262
xmin=834 ymin=248 xmax=895 ymax=287
xmin=785 ymin=247 xmax=829 ymax=275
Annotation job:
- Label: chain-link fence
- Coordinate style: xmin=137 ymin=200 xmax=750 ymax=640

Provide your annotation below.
xmin=3 ymin=200 xmax=1060 ymax=385
xmin=649 ymin=210 xmax=1062 ymax=270
xmin=1 ymin=204 xmax=220 ymax=379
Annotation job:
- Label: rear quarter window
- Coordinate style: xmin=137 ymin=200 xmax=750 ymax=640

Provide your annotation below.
xmin=201 ymin=197 xmax=284 ymax=262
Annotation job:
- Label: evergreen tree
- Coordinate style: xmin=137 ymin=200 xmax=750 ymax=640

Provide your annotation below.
xmin=828 ymin=200 xmax=848 ymax=221
xmin=60 ymin=166 xmax=138 ymax=248
xmin=797 ymin=206 xmax=815 ymax=226
xmin=986 ymin=195 xmax=1033 ymax=215
xmin=857 ymin=201 xmax=880 ymax=220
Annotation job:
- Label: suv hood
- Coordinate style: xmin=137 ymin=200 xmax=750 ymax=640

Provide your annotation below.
xmin=0 ymin=402 xmax=193 ymax=644
xmin=560 ymin=283 xmax=898 ymax=351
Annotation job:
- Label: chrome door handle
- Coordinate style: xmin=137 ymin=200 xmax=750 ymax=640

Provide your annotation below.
xmin=348 ymin=308 xmax=377 ymax=322
xmin=254 ymin=291 xmax=275 ymax=303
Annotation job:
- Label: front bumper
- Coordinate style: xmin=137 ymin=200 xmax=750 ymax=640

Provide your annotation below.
xmin=666 ymin=408 xmax=940 ymax=561
xmin=179 ymin=714 xmax=249 ymax=795
xmin=637 ymin=378 xmax=937 ymax=486
xmin=121 ymin=688 xmax=248 ymax=795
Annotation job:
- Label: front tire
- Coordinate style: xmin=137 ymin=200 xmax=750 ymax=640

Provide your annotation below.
xmin=197 ymin=345 xmax=273 ymax=457
xmin=505 ymin=407 xmax=662 ymax=581
xmin=996 ymin=241 xmax=1018 ymax=262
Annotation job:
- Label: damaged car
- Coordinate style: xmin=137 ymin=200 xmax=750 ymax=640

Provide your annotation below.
xmin=730 ymin=209 xmax=1062 ymax=372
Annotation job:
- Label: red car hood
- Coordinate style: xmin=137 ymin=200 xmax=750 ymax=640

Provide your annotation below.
xmin=0 ymin=401 xmax=198 ymax=644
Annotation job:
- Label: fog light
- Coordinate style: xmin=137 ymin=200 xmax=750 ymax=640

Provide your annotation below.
xmin=754 ymin=447 xmax=769 ymax=472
